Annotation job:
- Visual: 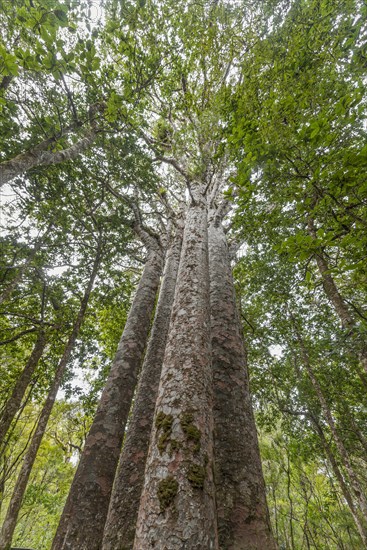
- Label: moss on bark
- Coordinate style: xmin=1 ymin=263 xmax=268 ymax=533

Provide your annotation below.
xmin=157 ymin=477 xmax=178 ymax=511
xmin=180 ymin=412 xmax=201 ymax=453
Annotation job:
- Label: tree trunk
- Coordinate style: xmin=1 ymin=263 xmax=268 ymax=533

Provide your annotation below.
xmin=0 ymin=130 xmax=96 ymax=188
xmin=0 ymin=249 xmax=100 ymax=550
xmin=0 ymin=330 xmax=47 ymax=451
xmin=294 ymin=323 xmax=367 ymax=520
xmin=208 ymin=220 xmax=276 ymax=550
xmin=102 ymin=226 xmax=182 ymax=550
xmin=52 ymin=245 xmax=164 ymax=550
xmin=134 ymin=185 xmax=218 ymax=550
xmin=307 ymin=218 xmax=367 ymax=376
xmin=311 ymin=416 xmax=367 ymax=545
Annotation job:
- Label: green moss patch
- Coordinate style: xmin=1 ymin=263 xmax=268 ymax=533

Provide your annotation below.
xmin=155 ymin=411 xmax=173 ymax=454
xmin=157 ymin=476 xmax=178 ymax=511
xmin=180 ymin=412 xmax=201 ymax=453
xmin=169 ymin=438 xmax=182 ymax=455
xmin=187 ymin=463 xmax=206 ymax=489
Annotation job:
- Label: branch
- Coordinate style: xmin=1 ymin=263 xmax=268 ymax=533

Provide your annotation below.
xmin=0 ymin=327 xmax=38 ymax=345
xmin=105 ymin=182 xmax=162 ymax=251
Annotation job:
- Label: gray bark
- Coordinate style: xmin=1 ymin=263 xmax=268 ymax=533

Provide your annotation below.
xmin=52 ymin=243 xmax=164 ymax=550
xmin=208 ymin=220 xmax=276 ymax=550
xmin=134 ymin=184 xmax=218 ymax=550
xmin=102 ymin=226 xmax=182 ymax=549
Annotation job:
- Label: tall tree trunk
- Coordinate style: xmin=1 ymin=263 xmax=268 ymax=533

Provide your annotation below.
xmin=293 ymin=322 xmax=367 ymax=521
xmin=0 ymin=330 xmax=47 ymax=451
xmin=208 ymin=219 xmax=276 ymax=550
xmin=0 ymin=222 xmax=52 ymax=306
xmin=307 ymin=218 xmax=367 ymax=376
xmin=52 ymin=244 xmax=164 ymax=550
xmin=311 ymin=416 xmax=367 ymax=545
xmin=102 ymin=226 xmax=182 ymax=550
xmin=0 ymin=248 xmax=100 ymax=550
xmin=134 ymin=185 xmax=218 ymax=549
xmin=0 ymin=130 xmax=96 ymax=188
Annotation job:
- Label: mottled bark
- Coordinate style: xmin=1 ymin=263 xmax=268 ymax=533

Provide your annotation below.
xmin=307 ymin=218 xmax=367 ymax=376
xmin=102 ymin=227 xmax=182 ymax=550
xmin=52 ymin=246 xmax=164 ymax=550
xmin=0 ymin=250 xmax=99 ymax=550
xmin=0 ymin=223 xmax=52 ymax=306
xmin=208 ymin=220 xmax=276 ymax=550
xmin=134 ymin=185 xmax=218 ymax=550
xmin=0 ymin=331 xmax=47 ymax=450
xmin=0 ymin=130 xmax=95 ymax=188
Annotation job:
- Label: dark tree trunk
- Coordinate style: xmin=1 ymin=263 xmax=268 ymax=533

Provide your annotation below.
xmin=134 ymin=185 xmax=218 ymax=549
xmin=102 ymin=227 xmax=182 ymax=549
xmin=208 ymin=219 xmax=276 ymax=550
xmin=0 ymin=249 xmax=100 ymax=550
xmin=0 ymin=331 xmax=47 ymax=451
xmin=52 ymin=245 xmax=164 ymax=550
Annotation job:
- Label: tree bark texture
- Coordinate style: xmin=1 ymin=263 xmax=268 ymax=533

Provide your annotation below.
xmin=134 ymin=186 xmax=218 ymax=550
xmin=0 ymin=130 xmax=96 ymax=188
xmin=208 ymin=220 xmax=276 ymax=550
xmin=0 ymin=330 xmax=47 ymax=450
xmin=0 ymin=250 xmax=100 ymax=550
xmin=102 ymin=228 xmax=182 ymax=550
xmin=52 ymin=247 xmax=164 ymax=550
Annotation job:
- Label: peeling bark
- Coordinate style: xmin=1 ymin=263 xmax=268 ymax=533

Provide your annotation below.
xmin=0 ymin=249 xmax=100 ymax=550
xmin=134 ymin=185 xmax=218 ymax=550
xmin=0 ymin=330 xmax=47 ymax=451
xmin=52 ymin=246 xmax=164 ymax=550
xmin=208 ymin=220 xmax=276 ymax=550
xmin=102 ymin=227 xmax=182 ymax=550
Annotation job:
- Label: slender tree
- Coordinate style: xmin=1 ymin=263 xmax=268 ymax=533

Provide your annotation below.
xmin=0 ymin=330 xmax=47 ymax=451
xmin=0 ymin=239 xmax=102 ymax=550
